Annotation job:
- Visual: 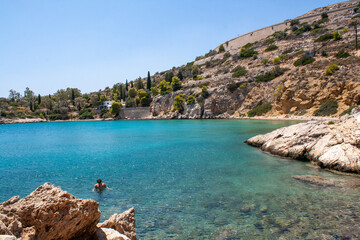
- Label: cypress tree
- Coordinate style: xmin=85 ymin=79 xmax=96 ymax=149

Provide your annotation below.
xmin=38 ymin=94 xmax=41 ymax=104
xmin=130 ymin=81 xmax=134 ymax=88
xmin=147 ymin=71 xmax=151 ymax=90
xmin=119 ymin=84 xmax=123 ymax=100
xmin=125 ymin=80 xmax=128 ymax=91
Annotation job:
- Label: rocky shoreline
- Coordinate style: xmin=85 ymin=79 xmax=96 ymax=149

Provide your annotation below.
xmin=0 ymin=115 xmax=338 ymax=125
xmin=246 ymin=109 xmax=360 ymax=174
xmin=0 ymin=183 xmax=136 ymax=240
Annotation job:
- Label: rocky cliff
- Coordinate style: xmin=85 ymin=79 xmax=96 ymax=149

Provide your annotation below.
xmin=246 ymin=108 xmax=360 ymax=173
xmin=150 ymin=0 xmax=360 ymax=119
xmin=0 ymin=183 xmax=136 ymax=240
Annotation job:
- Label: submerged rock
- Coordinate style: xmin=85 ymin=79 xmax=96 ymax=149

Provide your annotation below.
xmin=246 ymin=112 xmax=360 ymax=173
xmin=293 ymin=175 xmax=338 ymax=187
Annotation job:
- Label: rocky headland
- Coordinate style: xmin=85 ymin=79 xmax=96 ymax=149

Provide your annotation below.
xmin=0 ymin=183 xmax=136 ymax=240
xmin=246 ymin=109 xmax=360 ymax=173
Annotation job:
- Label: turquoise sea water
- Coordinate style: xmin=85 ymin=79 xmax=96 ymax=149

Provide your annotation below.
xmin=1 ymin=120 xmax=360 ymax=239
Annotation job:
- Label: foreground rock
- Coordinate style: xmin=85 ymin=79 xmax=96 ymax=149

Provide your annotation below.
xmin=0 ymin=183 xmax=100 ymax=239
xmin=246 ymin=112 xmax=360 ymax=173
xmin=0 ymin=183 xmax=137 ymax=240
xmin=97 ymin=208 xmax=136 ymax=240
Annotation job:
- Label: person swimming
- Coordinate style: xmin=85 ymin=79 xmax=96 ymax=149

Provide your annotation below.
xmin=92 ymin=179 xmax=109 ymax=192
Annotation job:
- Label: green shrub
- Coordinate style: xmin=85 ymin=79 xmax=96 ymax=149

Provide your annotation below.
xmin=313 ymin=100 xmax=338 ymax=116
xmin=239 ymin=83 xmax=247 ymax=89
xmin=239 ymin=48 xmax=258 ymax=59
xmin=265 ymin=45 xmax=278 ymax=52
xmin=321 ymin=50 xmax=328 ymax=57
xmin=201 ymin=86 xmax=209 ymax=98
xmin=173 ymin=94 xmax=185 ymax=112
xmin=193 ymin=76 xmax=204 ymax=80
xmin=335 ymin=50 xmax=350 ymax=59
xmin=325 ymin=63 xmax=339 ymax=75
xmin=333 ymin=31 xmax=342 ymax=41
xmin=294 ymin=55 xmax=315 ymax=67
xmin=340 ymin=105 xmax=357 ymax=116
xmin=328 ymin=121 xmax=335 ymax=125
xmin=321 ymin=12 xmax=328 ymax=19
xmin=273 ymin=31 xmax=288 ymax=40
xmin=151 ymin=86 xmax=159 ymax=96
xmin=79 ymin=109 xmax=95 ymax=119
xmin=110 ymin=102 xmax=122 ymax=116
xmin=256 ymin=66 xmax=287 ymax=82
xmin=125 ymin=98 xmax=136 ymax=107
xmin=10 ymin=102 xmax=19 ymax=107
xmin=295 ymin=50 xmax=305 ymax=55
xmin=273 ymin=57 xmax=281 ymax=65
xmin=290 ymin=19 xmax=299 ymax=26
xmin=242 ymin=43 xmax=253 ymax=49
xmin=48 ymin=113 xmax=69 ymax=120
xmin=128 ymin=88 xmax=137 ymax=98
xmin=171 ymin=76 xmax=182 ymax=91
xmin=265 ymin=38 xmax=275 ymax=45
xmin=262 ymin=58 xmax=269 ymax=65
xmin=282 ymin=49 xmax=293 ymax=54
xmin=310 ymin=28 xmax=323 ymax=34
xmin=248 ymin=103 xmax=272 ymax=117
xmin=227 ymin=82 xmax=239 ymax=93
xmin=315 ymin=33 xmax=333 ymax=42
xmin=186 ymin=95 xmax=196 ymax=105
xmin=231 ymin=66 xmax=247 ymax=77
xmin=159 ymin=80 xmax=171 ymax=95
xmin=219 ymin=44 xmax=225 ymax=53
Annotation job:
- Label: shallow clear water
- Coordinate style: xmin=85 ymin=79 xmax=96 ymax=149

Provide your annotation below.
xmin=1 ymin=120 xmax=360 ymax=239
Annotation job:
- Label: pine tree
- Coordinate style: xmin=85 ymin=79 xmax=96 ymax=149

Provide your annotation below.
xmin=147 ymin=71 xmax=151 ymax=90
xmin=177 ymin=71 xmax=183 ymax=80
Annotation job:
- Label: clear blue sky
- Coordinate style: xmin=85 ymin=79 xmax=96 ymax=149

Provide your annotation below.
xmin=0 ymin=0 xmax=342 ymax=98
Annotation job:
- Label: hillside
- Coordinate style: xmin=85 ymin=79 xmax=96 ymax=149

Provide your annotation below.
xmin=0 ymin=0 xmax=360 ymax=122
xmin=150 ymin=0 xmax=360 ymax=119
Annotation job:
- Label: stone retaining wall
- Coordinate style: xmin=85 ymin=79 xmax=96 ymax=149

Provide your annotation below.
xmin=122 ymin=107 xmax=152 ymax=119
xmin=218 ymin=1 xmax=357 ymax=52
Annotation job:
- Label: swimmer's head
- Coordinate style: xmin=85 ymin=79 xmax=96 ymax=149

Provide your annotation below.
xmin=97 ymin=179 xmax=102 ymax=184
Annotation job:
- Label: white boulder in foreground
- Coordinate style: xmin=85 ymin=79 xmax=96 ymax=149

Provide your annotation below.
xmin=246 ymin=111 xmax=360 ymax=173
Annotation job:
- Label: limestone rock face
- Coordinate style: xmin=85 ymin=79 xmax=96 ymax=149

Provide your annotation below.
xmin=98 ymin=208 xmax=136 ymax=240
xmin=246 ymin=112 xmax=360 ymax=173
xmin=0 ymin=183 xmax=100 ymax=240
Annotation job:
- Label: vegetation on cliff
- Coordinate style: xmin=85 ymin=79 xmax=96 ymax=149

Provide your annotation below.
xmin=1 ymin=1 xmax=360 ymax=121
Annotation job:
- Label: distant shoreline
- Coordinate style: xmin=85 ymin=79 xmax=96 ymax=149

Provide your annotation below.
xmin=0 ymin=115 xmax=338 ymax=125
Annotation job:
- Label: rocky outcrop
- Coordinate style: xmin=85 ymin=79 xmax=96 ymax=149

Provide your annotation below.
xmin=0 ymin=183 xmax=100 ymax=239
xmin=97 ymin=208 xmax=136 ymax=240
xmin=246 ymin=111 xmax=360 ymax=173
xmin=0 ymin=183 xmax=137 ymax=240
